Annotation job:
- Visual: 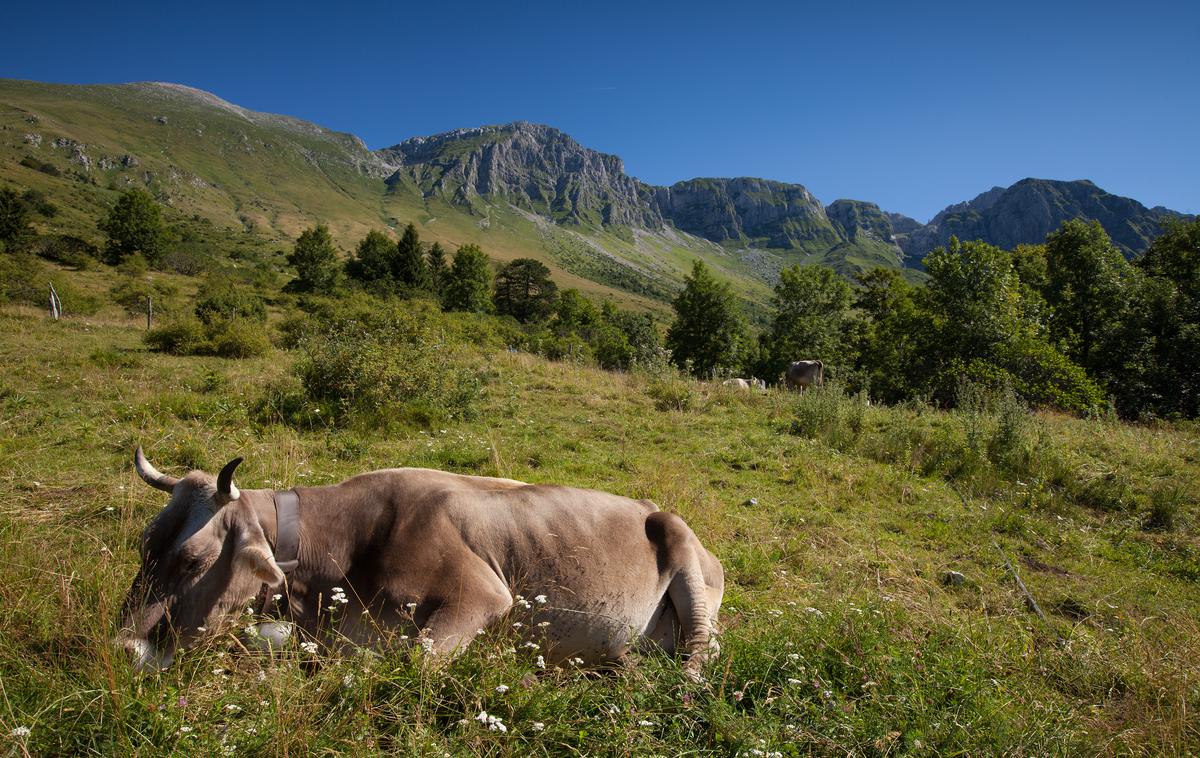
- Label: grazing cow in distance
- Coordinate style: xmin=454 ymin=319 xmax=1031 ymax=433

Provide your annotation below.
xmin=783 ymin=360 xmax=824 ymax=391
xmin=118 ymin=448 xmax=724 ymax=680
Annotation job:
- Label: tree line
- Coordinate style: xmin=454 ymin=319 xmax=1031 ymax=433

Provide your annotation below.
xmin=284 ymin=221 xmax=664 ymax=371
xmin=666 ymin=218 xmax=1200 ymax=419
xmin=6 ymin=186 xmax=1196 ymax=419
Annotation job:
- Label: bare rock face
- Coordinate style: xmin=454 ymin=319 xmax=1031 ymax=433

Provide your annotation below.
xmin=378 ymin=122 xmax=663 ymax=228
xmin=899 ymin=179 xmax=1185 ymax=259
xmin=650 ymin=178 xmax=841 ymax=251
xmin=826 ymin=199 xmax=897 ymax=244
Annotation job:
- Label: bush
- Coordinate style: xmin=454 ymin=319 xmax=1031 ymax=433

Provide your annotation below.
xmin=208 ymin=318 xmax=271 ymax=358
xmin=109 ymin=276 xmax=180 ymax=319
xmin=0 ymin=253 xmax=48 ymax=307
xmin=31 ymin=234 xmax=97 ymax=268
xmin=647 ymin=376 xmax=695 ymax=412
xmin=291 ymin=303 xmax=484 ymax=428
xmin=145 ymin=315 xmax=269 ymax=358
xmin=145 ymin=316 xmax=209 ymax=355
xmin=787 ymin=383 xmax=868 ymax=451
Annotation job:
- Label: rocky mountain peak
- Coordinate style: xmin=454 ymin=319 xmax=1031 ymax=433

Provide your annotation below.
xmin=377 ymin=121 xmax=657 ymax=227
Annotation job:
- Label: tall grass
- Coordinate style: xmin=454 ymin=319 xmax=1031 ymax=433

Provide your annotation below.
xmin=1 ymin=305 xmax=1198 ymax=754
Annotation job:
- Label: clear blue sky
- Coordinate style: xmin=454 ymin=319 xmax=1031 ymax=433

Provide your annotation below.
xmin=3 ymin=0 xmax=1196 ymax=221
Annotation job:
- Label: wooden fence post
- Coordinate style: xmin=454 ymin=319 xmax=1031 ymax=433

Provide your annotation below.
xmin=48 ymin=282 xmax=61 ymax=320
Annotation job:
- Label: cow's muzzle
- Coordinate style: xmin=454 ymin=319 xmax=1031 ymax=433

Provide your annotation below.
xmin=116 ymin=636 xmax=174 ymax=672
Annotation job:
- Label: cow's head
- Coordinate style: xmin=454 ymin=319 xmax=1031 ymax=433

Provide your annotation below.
xmin=118 ymin=448 xmax=284 ymax=671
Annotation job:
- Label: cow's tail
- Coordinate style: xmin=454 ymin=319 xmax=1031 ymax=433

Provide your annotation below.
xmin=668 ymin=545 xmax=723 ymax=680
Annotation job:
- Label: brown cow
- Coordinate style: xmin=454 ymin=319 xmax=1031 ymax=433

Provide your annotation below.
xmin=118 ymin=448 xmax=724 ymax=680
xmin=783 ymin=360 xmax=824 ymax=391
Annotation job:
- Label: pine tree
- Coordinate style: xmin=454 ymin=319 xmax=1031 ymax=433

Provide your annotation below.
xmin=493 ymin=258 xmax=558 ymax=323
xmin=442 ymin=244 xmax=493 ymax=313
xmin=426 ymin=242 xmax=448 ymax=293
xmin=665 ymin=260 xmax=747 ymax=377
xmin=346 ymin=230 xmax=396 ymax=288
xmin=394 ymin=223 xmax=429 ymax=289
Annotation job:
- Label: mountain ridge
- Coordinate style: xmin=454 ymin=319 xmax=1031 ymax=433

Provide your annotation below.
xmin=1 ymin=78 xmax=1190 ymax=311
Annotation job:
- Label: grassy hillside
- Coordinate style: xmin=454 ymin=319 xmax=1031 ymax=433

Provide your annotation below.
xmin=0 ymin=79 xmax=780 ymax=317
xmin=0 ymin=264 xmax=1197 ymax=754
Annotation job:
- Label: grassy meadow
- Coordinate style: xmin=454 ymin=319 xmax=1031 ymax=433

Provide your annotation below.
xmin=1 ymin=272 xmax=1199 ymax=756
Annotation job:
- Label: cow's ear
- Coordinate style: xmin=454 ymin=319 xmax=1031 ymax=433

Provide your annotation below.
xmin=238 ymin=544 xmax=285 ymax=587
xmin=232 ymin=514 xmax=284 ymax=587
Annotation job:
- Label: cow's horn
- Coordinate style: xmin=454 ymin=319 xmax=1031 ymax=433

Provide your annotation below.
xmin=215 ymin=457 xmax=243 ymax=505
xmin=134 ymin=447 xmax=179 ymax=493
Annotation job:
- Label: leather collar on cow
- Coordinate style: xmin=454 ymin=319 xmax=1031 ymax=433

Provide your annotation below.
xmin=255 ymin=489 xmax=300 ymax=617
xmin=272 ymin=489 xmax=301 ymax=574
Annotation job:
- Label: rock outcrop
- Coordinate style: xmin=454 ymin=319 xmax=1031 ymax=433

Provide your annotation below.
xmin=377 ymin=122 xmax=662 ymax=228
xmin=899 ymin=179 xmax=1185 ymax=259
xmin=650 ymin=178 xmax=842 ymax=252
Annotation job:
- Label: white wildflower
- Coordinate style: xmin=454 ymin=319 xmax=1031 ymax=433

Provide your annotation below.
xmin=536 ymin=655 xmax=545 ymax=669
xmin=495 ymin=684 xmax=509 ymax=693
xmin=787 ymin=678 xmax=802 ymax=685
xmin=532 ymin=722 xmax=545 ymax=731
xmin=534 ymin=594 xmax=547 ymax=604
xmin=787 ymin=653 xmax=800 ymax=660
xmin=271 ymin=594 xmax=282 ymax=602
xmin=178 ymin=726 xmax=193 ymax=733
xmin=537 ymin=621 xmax=550 ymax=628
xmin=11 ymin=726 xmax=31 ymax=738
xmin=638 ymin=719 xmax=654 ymax=727
xmin=224 ymin=704 xmax=240 ymax=713
xmin=299 ymin=641 xmax=319 ymax=654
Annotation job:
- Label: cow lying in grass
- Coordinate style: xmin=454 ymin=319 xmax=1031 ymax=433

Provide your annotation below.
xmin=118 ymin=448 xmax=724 ymax=680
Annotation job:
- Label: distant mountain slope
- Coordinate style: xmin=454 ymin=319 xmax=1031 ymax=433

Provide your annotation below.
xmin=0 ymin=80 xmax=772 ymax=316
xmin=2 ymin=78 xmax=1191 ymax=312
xmin=897 ymin=179 xmax=1189 ymax=259
xmin=385 ymin=123 xmax=912 ymax=274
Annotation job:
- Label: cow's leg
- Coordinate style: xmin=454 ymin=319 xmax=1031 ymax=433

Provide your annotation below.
xmin=419 ymin=567 xmax=513 ymax=656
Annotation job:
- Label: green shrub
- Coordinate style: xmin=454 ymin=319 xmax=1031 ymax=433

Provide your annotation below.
xmin=109 ymin=276 xmax=180 ymax=319
xmin=208 ymin=318 xmax=270 ymax=358
xmin=32 ymin=234 xmax=97 ymax=268
xmin=0 ymin=253 xmax=47 ymax=307
xmin=250 ymin=376 xmax=330 ymax=429
xmin=788 ymin=383 xmax=868 ymax=451
xmin=647 ymin=376 xmax=695 ymax=412
xmin=145 ymin=316 xmax=209 ymax=355
xmin=193 ymin=279 xmax=266 ymax=325
xmin=291 ymin=303 xmax=484 ymax=428
xmin=1002 ymin=337 xmax=1104 ymax=414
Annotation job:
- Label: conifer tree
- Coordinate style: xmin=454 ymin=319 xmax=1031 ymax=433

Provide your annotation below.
xmin=442 ymin=244 xmax=493 ymax=313
xmin=665 ymin=260 xmax=747 ymax=377
xmin=394 ymin=223 xmax=429 ymax=289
